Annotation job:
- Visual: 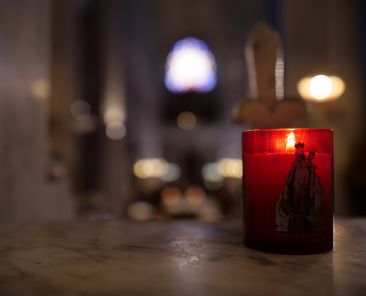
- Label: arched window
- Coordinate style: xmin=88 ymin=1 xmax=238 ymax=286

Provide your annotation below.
xmin=164 ymin=37 xmax=217 ymax=93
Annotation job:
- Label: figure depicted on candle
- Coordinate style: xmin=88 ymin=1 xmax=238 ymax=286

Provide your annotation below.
xmin=276 ymin=142 xmax=323 ymax=233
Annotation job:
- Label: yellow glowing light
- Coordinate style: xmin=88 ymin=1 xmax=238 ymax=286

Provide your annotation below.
xmin=103 ymin=100 xmax=127 ymax=140
xmin=177 ymin=111 xmax=198 ymax=130
xmin=310 ymin=75 xmax=332 ymax=99
xmin=161 ymin=187 xmax=182 ymax=207
xmin=103 ymin=104 xmax=126 ymax=125
xmin=217 ymin=158 xmax=243 ymax=179
xmin=286 ymin=132 xmax=296 ymax=151
xmin=134 ymin=158 xmax=168 ymax=179
xmin=297 ymin=74 xmax=345 ymax=102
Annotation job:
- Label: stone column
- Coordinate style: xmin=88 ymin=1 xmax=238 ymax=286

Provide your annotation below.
xmin=0 ymin=0 xmax=49 ymax=220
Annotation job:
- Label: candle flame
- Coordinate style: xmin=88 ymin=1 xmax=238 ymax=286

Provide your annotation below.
xmin=286 ymin=132 xmax=296 ymax=151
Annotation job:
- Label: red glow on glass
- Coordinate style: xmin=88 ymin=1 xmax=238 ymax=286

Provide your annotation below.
xmin=242 ymin=128 xmax=333 ymax=254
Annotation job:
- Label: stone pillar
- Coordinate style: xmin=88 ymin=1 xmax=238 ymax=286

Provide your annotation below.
xmin=0 ymin=0 xmax=49 ymax=220
xmin=0 ymin=0 xmax=75 ymax=221
xmin=99 ymin=0 xmax=132 ymax=216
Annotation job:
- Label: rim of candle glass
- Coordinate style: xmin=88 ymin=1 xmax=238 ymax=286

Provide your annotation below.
xmin=242 ymin=128 xmax=333 ymax=135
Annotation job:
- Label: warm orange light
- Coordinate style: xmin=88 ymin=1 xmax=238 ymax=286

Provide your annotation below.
xmin=286 ymin=132 xmax=296 ymax=151
xmin=161 ymin=187 xmax=182 ymax=207
xmin=186 ymin=186 xmax=206 ymax=207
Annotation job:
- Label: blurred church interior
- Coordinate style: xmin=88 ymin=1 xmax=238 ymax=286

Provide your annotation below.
xmin=1 ymin=0 xmax=366 ymax=222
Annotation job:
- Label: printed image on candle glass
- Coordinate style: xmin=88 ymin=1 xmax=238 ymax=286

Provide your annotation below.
xmin=243 ymin=129 xmax=333 ymax=253
xmin=276 ymin=142 xmax=324 ymax=233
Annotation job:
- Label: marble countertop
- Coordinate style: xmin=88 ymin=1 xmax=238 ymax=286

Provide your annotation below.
xmin=0 ymin=219 xmax=365 ymax=296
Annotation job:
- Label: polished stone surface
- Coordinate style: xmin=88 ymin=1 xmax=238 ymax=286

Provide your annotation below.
xmin=0 ymin=219 xmax=365 ymax=295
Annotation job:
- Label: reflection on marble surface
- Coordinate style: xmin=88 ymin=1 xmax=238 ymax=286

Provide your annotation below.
xmin=0 ymin=219 xmax=365 ymax=295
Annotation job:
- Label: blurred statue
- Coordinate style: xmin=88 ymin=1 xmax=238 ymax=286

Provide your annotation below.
xmin=276 ymin=143 xmax=323 ymax=232
xmin=232 ymin=22 xmax=306 ymax=128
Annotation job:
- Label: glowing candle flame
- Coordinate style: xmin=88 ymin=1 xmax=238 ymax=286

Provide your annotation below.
xmin=286 ymin=132 xmax=296 ymax=151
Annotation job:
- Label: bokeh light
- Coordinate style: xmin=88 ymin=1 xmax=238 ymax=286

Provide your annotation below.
xmin=297 ymin=74 xmax=345 ymax=102
xmin=160 ymin=163 xmax=181 ymax=182
xmin=177 ymin=111 xmax=198 ymax=130
xmin=202 ymin=163 xmax=223 ymax=182
xmin=185 ymin=186 xmax=206 ymax=207
xmin=217 ymin=158 xmax=242 ymax=179
xmin=106 ymin=120 xmax=126 ymax=140
xmin=31 ymin=79 xmax=50 ymax=100
xmin=165 ymin=37 xmax=217 ymax=93
xmin=104 ymin=107 xmax=125 ymax=125
xmin=309 ymin=75 xmax=332 ymax=99
xmin=161 ymin=187 xmax=182 ymax=207
xmin=134 ymin=158 xmax=168 ymax=179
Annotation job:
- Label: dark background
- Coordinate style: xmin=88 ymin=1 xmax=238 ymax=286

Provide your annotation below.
xmin=0 ymin=0 xmax=364 ymax=221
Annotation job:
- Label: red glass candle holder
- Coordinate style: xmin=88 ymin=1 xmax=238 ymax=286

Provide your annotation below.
xmin=242 ymin=128 xmax=333 ymax=254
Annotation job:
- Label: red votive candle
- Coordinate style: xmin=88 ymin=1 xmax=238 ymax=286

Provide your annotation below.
xmin=242 ymin=128 xmax=333 ymax=254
